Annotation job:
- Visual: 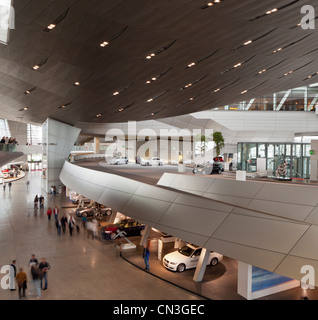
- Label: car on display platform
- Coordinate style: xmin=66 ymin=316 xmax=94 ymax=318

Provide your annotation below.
xmin=140 ymin=157 xmax=164 ymax=166
xmin=193 ymin=163 xmax=224 ymax=175
xmin=100 ymin=218 xmax=146 ymax=240
xmin=76 ymin=206 xmax=112 ymax=218
xmin=109 ymin=157 xmax=128 ymax=165
xmin=163 ymin=243 xmax=223 ymax=273
xmin=71 ymin=194 xmax=91 ymax=204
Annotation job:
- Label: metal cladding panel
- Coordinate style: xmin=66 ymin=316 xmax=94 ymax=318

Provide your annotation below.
xmin=60 ymin=162 xmax=318 ymax=285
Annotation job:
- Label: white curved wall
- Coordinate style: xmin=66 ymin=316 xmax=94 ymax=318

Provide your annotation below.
xmin=60 ymin=161 xmax=318 ymax=285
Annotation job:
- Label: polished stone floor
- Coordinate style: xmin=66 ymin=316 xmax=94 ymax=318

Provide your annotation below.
xmin=0 ymin=171 xmax=200 ymax=300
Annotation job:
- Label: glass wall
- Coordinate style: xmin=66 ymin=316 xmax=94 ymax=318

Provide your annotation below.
xmin=237 ymin=142 xmax=311 ymax=179
xmin=216 ymin=85 xmax=318 ymax=112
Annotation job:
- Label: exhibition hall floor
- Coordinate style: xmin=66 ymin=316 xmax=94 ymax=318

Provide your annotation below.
xmin=1 ymin=170 xmax=318 ymax=300
xmin=0 ymin=172 xmax=199 ymax=300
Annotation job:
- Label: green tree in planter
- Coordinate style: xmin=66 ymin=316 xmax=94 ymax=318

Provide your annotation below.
xmin=213 ymin=131 xmax=225 ymax=157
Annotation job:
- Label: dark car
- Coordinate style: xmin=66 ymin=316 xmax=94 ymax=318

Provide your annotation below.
xmin=211 ymin=163 xmax=224 ymax=174
xmin=101 ymin=219 xmax=145 ymax=240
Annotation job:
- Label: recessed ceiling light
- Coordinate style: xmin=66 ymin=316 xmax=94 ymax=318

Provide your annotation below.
xmin=96 ymin=113 xmax=102 ymax=118
xmin=74 ymin=82 xmax=80 ymax=86
xmin=23 ymin=107 xmax=28 ymax=110
xmin=266 ymin=8 xmax=277 ymax=14
xmin=258 ymin=69 xmax=266 ymax=74
xmin=147 ymin=98 xmax=153 ymax=103
xmin=118 ymin=108 xmax=124 ymax=112
xmin=187 ymin=62 xmax=196 ymax=68
xmin=241 ymin=90 xmax=248 ymax=94
xmin=244 ymin=40 xmax=252 ymax=46
xmin=146 ymin=80 xmax=151 ymax=84
xmin=214 ymin=88 xmax=221 ymax=93
xmin=207 ymin=2 xmax=213 ymax=6
xmin=113 ymin=91 xmax=119 ymax=96
xmin=100 ymin=41 xmax=109 ymax=47
xmin=32 ymin=65 xmax=40 ymax=70
xmin=233 ymin=63 xmax=242 ymax=68
xmin=47 ymin=24 xmax=56 ymax=30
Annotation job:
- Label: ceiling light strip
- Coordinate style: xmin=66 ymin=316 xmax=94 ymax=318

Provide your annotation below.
xmin=43 ymin=8 xmax=70 ymax=32
xmin=249 ymin=0 xmax=299 ymax=21
xmin=233 ymin=29 xmax=276 ymax=50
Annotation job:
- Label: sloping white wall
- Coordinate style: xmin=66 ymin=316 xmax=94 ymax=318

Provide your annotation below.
xmin=60 ymin=161 xmax=318 ymax=286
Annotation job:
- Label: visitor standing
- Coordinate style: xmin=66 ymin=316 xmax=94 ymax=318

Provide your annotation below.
xmin=143 ymin=244 xmax=150 ymax=271
xmin=38 ymin=258 xmax=50 ymax=290
xmin=8 ymin=181 xmax=12 ymax=191
xmin=15 ymin=268 xmax=27 ymax=299
xmin=46 ymin=207 xmax=52 ymax=221
xmin=10 ymin=260 xmax=17 ymax=291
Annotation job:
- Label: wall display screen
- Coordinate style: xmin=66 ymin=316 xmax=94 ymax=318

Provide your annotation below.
xmin=252 ymin=266 xmax=293 ymax=292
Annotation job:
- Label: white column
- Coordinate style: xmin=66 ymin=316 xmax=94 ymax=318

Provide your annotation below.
xmin=42 ymin=118 xmax=81 ymax=194
xmin=93 ymin=137 xmax=100 ymax=154
xmin=139 ymin=225 xmax=151 ymax=247
xmin=193 ymin=248 xmax=210 ymax=282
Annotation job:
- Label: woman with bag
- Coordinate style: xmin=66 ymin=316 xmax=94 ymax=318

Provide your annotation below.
xmin=16 ymin=267 xmax=28 ymax=299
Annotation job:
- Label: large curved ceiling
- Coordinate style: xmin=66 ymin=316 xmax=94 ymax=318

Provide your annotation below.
xmin=1 ymin=0 xmax=317 ymax=126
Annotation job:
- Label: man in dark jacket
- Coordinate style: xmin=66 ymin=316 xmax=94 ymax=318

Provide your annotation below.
xmin=31 ymin=265 xmax=42 ymax=298
xmin=38 ymin=258 xmax=50 ymax=290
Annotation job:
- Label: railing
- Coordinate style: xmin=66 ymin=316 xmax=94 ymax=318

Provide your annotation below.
xmin=0 ymin=144 xmax=17 ymax=152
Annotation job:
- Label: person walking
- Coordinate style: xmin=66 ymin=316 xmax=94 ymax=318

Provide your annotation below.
xmin=9 ymin=260 xmax=17 ymax=291
xmin=16 ymin=268 xmax=28 ymax=299
xmin=8 ymin=181 xmax=12 ymax=191
xmin=31 ymin=265 xmax=42 ymax=298
xmin=38 ymin=258 xmax=50 ymax=290
xmin=56 ymin=218 xmax=62 ymax=236
xmin=143 ymin=244 xmax=150 ymax=271
xmin=61 ymin=214 xmax=67 ymax=233
xmin=46 ymin=207 xmax=52 ymax=221
xmin=3 ymin=181 xmax=5 ymax=191
xmin=29 ymin=254 xmax=38 ymax=268
xmin=68 ymin=216 xmax=75 ymax=236
xmin=53 ymin=206 xmax=59 ymax=222
xmin=34 ymin=195 xmax=38 ymax=209
xmin=39 ymin=195 xmax=44 ymax=208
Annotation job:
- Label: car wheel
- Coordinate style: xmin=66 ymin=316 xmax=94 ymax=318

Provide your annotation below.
xmin=177 ymin=263 xmax=186 ymax=272
xmin=110 ymin=233 xmax=117 ymax=240
xmin=106 ymin=209 xmax=112 ymax=216
xmin=218 ymin=169 xmax=222 ymax=174
xmin=210 ymin=257 xmax=218 ymax=266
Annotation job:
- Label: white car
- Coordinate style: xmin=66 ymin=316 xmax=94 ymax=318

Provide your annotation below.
xmin=163 ymin=243 xmax=223 ymax=272
xmin=109 ymin=157 xmax=128 ymax=165
xmin=140 ymin=157 xmax=164 ymax=166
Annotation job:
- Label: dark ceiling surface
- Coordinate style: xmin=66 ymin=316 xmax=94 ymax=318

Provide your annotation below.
xmin=1 ymin=0 xmax=318 ymax=126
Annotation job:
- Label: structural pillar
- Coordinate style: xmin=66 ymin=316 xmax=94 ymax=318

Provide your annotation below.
xmin=139 ymin=225 xmax=151 ymax=247
xmin=41 ymin=118 xmax=81 ymax=194
xmin=94 ymin=137 xmax=100 ymax=154
xmin=193 ymin=248 xmax=210 ymax=282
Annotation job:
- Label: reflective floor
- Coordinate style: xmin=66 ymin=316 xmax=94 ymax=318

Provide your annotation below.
xmin=0 ymin=171 xmax=200 ymax=300
xmin=1 ymin=170 xmax=318 ymax=301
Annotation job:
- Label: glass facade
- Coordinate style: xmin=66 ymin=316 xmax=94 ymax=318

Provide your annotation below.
xmin=237 ymin=142 xmax=311 ymax=179
xmin=215 ymin=85 xmax=318 ymax=112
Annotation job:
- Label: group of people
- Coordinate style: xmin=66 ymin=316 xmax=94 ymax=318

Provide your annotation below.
xmin=10 ymin=255 xmax=51 ymax=299
xmin=34 ymin=195 xmax=44 ymax=208
xmin=46 ymin=207 xmax=79 ymax=237
xmin=0 ymin=136 xmax=18 ymax=144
